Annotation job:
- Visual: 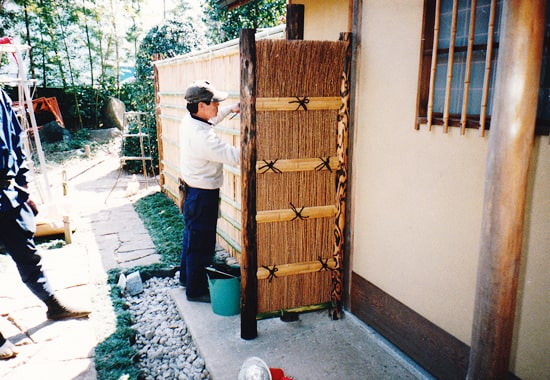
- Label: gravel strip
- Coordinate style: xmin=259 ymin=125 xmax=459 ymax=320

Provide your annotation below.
xmin=125 ymin=275 xmax=211 ymax=380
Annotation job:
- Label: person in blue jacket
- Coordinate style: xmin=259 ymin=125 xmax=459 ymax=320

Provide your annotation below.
xmin=0 ymin=89 xmax=90 ymax=359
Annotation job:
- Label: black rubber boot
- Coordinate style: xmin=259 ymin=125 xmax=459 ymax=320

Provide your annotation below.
xmin=44 ymin=295 xmax=91 ymax=320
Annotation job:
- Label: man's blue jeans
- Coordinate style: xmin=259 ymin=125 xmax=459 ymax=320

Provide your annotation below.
xmin=0 ymin=203 xmax=53 ymax=301
xmin=179 ymin=187 xmax=219 ymax=298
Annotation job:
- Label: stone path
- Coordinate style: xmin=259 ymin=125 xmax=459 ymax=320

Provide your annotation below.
xmin=0 ymin=145 xmax=160 ymax=380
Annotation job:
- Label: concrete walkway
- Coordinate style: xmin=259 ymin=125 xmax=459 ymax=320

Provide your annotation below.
xmin=0 ymin=146 xmax=434 ymax=380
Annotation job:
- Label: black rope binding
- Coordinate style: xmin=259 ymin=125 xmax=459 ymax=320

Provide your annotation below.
xmin=315 ymin=157 xmax=332 ymax=172
xmin=290 ymin=202 xmax=309 ymax=221
xmin=289 ymin=96 xmax=310 ymax=111
xmin=262 ymin=265 xmax=279 ymax=282
xmin=318 ymin=256 xmax=330 ymax=271
xmin=258 ymin=159 xmax=282 ymax=174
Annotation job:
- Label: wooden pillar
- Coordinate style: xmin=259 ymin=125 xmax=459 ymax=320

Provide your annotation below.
xmin=467 ymin=1 xmax=546 ymax=378
xmin=239 ymin=28 xmax=258 ymax=340
xmin=286 ymin=4 xmax=304 ymax=40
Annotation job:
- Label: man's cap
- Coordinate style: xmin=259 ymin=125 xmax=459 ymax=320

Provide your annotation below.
xmin=184 ymin=80 xmax=228 ymax=103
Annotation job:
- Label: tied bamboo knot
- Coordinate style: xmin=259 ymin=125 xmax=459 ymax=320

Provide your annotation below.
xmin=318 ymin=256 xmax=330 ymax=271
xmin=315 ymin=157 xmax=332 ymax=172
xmin=290 ymin=202 xmax=309 ymax=221
xmin=259 ymin=159 xmax=282 ymax=174
xmin=289 ymin=96 xmax=310 ymax=111
xmin=262 ymin=265 xmax=278 ymax=282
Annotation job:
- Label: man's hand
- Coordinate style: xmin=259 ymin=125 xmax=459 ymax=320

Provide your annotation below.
xmin=230 ymin=102 xmax=240 ymax=114
xmin=27 ymin=198 xmax=39 ymax=216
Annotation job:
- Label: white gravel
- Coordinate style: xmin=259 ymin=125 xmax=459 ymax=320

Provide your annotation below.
xmin=125 ymin=275 xmax=211 ymax=380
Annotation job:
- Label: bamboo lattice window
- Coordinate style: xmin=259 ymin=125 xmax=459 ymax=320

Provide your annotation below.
xmin=417 ymin=0 xmax=550 ymax=137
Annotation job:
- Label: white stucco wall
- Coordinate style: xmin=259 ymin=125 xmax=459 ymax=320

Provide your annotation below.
xmin=349 ymin=1 xmax=550 ymax=378
xmin=352 ymin=0 xmax=484 ymax=343
xmin=294 ymin=0 xmax=549 ymax=377
xmin=290 ymin=0 xmax=351 ymax=40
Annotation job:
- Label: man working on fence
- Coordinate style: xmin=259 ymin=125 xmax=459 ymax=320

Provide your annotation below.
xmin=0 ymin=89 xmax=90 ymax=359
xmin=179 ymin=80 xmax=240 ymax=302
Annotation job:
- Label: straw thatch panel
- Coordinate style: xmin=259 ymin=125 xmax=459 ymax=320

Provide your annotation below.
xmin=252 ymin=39 xmax=348 ymax=315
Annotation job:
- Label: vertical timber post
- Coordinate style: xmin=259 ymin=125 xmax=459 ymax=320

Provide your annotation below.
xmin=286 ymin=4 xmax=304 ymax=40
xmin=331 ymin=32 xmax=352 ymax=320
xmin=240 ymin=28 xmax=258 ymax=340
xmin=467 ymin=0 xmax=546 ymax=378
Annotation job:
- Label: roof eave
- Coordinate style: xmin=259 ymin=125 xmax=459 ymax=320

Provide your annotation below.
xmin=216 ymin=0 xmax=254 ymax=10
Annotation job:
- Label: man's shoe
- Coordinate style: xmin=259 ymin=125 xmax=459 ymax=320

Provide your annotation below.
xmin=187 ymin=294 xmax=211 ymax=303
xmin=0 ymin=340 xmax=18 ymax=360
xmin=44 ymin=295 xmax=91 ymax=320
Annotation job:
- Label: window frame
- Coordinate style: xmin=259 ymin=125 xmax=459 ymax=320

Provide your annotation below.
xmin=416 ymin=0 xmax=550 ymax=136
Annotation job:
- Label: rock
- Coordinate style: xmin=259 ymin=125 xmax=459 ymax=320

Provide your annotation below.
xmin=101 ymin=97 xmax=125 ymax=130
xmin=126 ymin=271 xmax=144 ymax=296
xmin=39 ymin=120 xmax=70 ymax=143
xmin=117 ymin=273 xmax=127 ymax=292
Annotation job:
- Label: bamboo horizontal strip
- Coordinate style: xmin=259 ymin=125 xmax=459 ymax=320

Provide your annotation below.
xmin=257 ymin=258 xmax=338 ymax=280
xmin=256 ymin=96 xmax=341 ymax=111
xmin=256 ymin=302 xmax=331 ymax=320
xmin=256 ymin=205 xmax=336 ymax=223
xmin=256 ymin=157 xmax=338 ymax=173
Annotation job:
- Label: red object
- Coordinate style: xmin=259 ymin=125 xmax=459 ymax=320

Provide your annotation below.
xmin=0 ymin=36 xmax=18 ymax=64
xmin=270 ymin=368 xmax=292 ymax=380
xmin=0 ymin=36 xmax=14 ymax=44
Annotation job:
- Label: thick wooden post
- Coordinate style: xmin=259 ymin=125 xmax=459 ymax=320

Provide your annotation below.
xmin=286 ymin=4 xmax=304 ymax=40
xmin=467 ymin=1 xmax=546 ymax=378
xmin=240 ymin=28 xmax=258 ymax=340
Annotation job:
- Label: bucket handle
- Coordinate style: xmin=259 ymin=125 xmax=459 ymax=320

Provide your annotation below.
xmin=206 ymin=266 xmax=239 ymax=278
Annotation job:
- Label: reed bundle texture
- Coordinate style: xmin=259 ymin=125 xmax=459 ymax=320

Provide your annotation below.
xmin=253 ymin=39 xmax=347 ymax=313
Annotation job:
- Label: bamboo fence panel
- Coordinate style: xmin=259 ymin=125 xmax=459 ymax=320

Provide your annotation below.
xmin=252 ymin=39 xmax=348 ymax=315
xmin=155 ymin=45 xmax=242 ymax=257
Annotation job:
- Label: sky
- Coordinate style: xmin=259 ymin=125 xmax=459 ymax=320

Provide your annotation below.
xmin=140 ymin=0 xmax=203 ymax=31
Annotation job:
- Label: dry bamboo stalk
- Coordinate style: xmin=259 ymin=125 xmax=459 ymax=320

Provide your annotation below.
xmin=443 ymin=0 xmax=459 ymax=133
xmin=480 ymin=0 xmax=497 ymax=137
xmin=256 ymin=205 xmax=336 ymax=223
xmin=257 ymin=270 xmax=332 ymax=313
xmin=427 ymin=0 xmax=441 ymax=131
xmin=256 ymin=157 xmax=338 ymax=173
xmin=256 ymin=40 xmax=347 ymax=97
xmin=331 ymin=32 xmax=352 ymax=319
xmin=256 ymin=96 xmax=341 ymax=111
xmin=257 ymin=258 xmax=338 ymax=280
xmin=256 ymin=302 xmax=331 ymax=320
xmin=461 ymin=0 xmax=477 ymax=134
xmin=256 ymin=111 xmax=335 ymax=160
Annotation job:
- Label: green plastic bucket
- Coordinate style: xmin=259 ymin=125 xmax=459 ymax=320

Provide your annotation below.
xmin=207 ymin=275 xmax=241 ymax=316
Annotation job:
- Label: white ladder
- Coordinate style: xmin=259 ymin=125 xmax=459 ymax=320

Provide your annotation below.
xmin=120 ymin=111 xmax=154 ymax=188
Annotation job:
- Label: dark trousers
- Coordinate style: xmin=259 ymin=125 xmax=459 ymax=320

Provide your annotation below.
xmin=179 ymin=187 xmax=219 ymax=298
xmin=0 ymin=203 xmax=53 ymax=301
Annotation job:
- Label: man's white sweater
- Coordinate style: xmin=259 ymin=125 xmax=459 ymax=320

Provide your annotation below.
xmin=179 ymin=105 xmax=240 ymax=189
